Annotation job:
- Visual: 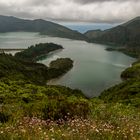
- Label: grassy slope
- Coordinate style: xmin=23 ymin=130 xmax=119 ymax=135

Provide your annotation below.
xmin=0 ymin=78 xmax=140 ymax=140
xmin=0 ymin=54 xmax=140 ymax=139
xmin=100 ymin=61 xmax=140 ymax=107
xmin=0 ymin=53 xmax=48 ymax=85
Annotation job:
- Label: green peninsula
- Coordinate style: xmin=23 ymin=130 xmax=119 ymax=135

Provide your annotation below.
xmin=15 ymin=43 xmax=63 ymax=62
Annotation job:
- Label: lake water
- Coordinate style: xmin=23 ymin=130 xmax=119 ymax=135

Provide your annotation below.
xmin=0 ymin=32 xmax=136 ymax=97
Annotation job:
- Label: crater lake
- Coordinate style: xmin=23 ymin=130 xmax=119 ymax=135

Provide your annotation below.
xmin=0 ymin=32 xmax=136 ymax=97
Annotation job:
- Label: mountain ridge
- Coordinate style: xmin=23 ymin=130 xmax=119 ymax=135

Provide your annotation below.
xmin=84 ymin=16 xmax=140 ymax=49
xmin=0 ymin=15 xmax=87 ymax=41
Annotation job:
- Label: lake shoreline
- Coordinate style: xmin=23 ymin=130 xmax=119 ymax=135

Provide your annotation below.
xmin=0 ymin=48 xmax=26 ymax=52
xmin=0 ymin=32 xmax=136 ymax=97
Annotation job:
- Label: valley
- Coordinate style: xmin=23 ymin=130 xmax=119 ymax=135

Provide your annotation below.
xmin=0 ymin=15 xmax=140 ymax=140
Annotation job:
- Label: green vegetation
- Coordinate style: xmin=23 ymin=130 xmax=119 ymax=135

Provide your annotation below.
xmin=1 ymin=85 xmax=140 ymax=140
xmin=48 ymin=58 xmax=73 ymax=79
xmin=100 ymin=60 xmax=140 ymax=107
xmin=85 ymin=17 xmax=140 ymax=47
xmin=0 ymin=52 xmax=140 ymax=139
xmin=106 ymin=47 xmax=140 ymax=58
xmin=0 ymin=53 xmax=74 ymax=85
xmin=0 ymin=22 xmax=140 ymax=138
xmin=100 ymin=80 xmax=140 ymax=107
xmin=15 ymin=43 xmax=63 ymax=62
xmin=49 ymin=58 xmax=73 ymax=70
xmin=121 ymin=62 xmax=140 ymax=80
xmin=85 ymin=17 xmax=140 ymax=57
xmin=0 ymin=79 xmax=87 ymax=120
xmin=0 ymin=53 xmax=48 ymax=85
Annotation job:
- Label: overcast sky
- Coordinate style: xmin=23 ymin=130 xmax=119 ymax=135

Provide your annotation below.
xmin=0 ymin=0 xmax=140 ymax=24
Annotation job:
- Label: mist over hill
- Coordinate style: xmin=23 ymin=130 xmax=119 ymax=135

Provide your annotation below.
xmin=0 ymin=15 xmax=87 ymax=41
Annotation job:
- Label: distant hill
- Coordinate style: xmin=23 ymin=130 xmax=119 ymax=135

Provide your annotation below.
xmin=85 ymin=17 xmax=140 ymax=47
xmin=84 ymin=29 xmax=102 ymax=40
xmin=0 ymin=15 xmax=87 ymax=41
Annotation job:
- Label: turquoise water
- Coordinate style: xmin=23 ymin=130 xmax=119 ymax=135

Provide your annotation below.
xmin=0 ymin=32 xmax=136 ymax=97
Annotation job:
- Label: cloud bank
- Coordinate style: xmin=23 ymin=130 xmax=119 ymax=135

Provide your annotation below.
xmin=0 ymin=0 xmax=139 ymax=23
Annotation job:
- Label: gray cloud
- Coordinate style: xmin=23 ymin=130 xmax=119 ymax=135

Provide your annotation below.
xmin=72 ymin=0 xmax=133 ymax=4
xmin=68 ymin=0 xmax=140 ymax=6
xmin=0 ymin=0 xmax=139 ymax=23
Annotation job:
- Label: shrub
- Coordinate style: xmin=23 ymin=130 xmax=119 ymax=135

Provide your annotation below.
xmin=0 ymin=112 xmax=10 ymax=123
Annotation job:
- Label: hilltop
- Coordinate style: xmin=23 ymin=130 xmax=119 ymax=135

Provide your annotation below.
xmin=85 ymin=17 xmax=140 ymax=57
xmin=0 ymin=15 xmax=87 ymax=41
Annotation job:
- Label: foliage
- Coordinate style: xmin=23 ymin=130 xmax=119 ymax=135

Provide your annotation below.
xmin=0 ymin=54 xmax=74 ymax=85
xmin=0 ymin=78 xmax=89 ymax=120
xmin=0 ymin=53 xmax=48 ymax=85
xmin=106 ymin=47 xmax=140 ymax=58
xmin=48 ymin=58 xmax=73 ymax=78
xmin=100 ymin=60 xmax=140 ymax=107
xmin=121 ymin=62 xmax=140 ymax=80
xmin=85 ymin=17 xmax=140 ymax=57
xmin=1 ymin=99 xmax=140 ymax=140
xmin=15 ymin=43 xmax=63 ymax=62
xmin=86 ymin=17 xmax=140 ymax=46
xmin=0 ymin=112 xmax=10 ymax=123
xmin=0 ymin=38 xmax=140 ymax=139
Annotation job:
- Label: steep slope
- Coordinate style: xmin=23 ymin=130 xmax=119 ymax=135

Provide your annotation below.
xmin=85 ymin=17 xmax=140 ymax=47
xmin=0 ymin=15 xmax=87 ymax=40
xmin=0 ymin=53 xmax=48 ymax=84
xmin=0 ymin=53 xmax=73 ymax=85
xmin=1 ymin=55 xmax=140 ymax=139
xmin=84 ymin=29 xmax=102 ymax=40
xmin=100 ymin=60 xmax=140 ymax=107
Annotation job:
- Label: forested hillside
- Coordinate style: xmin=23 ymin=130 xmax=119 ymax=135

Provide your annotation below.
xmin=85 ymin=17 xmax=140 ymax=46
